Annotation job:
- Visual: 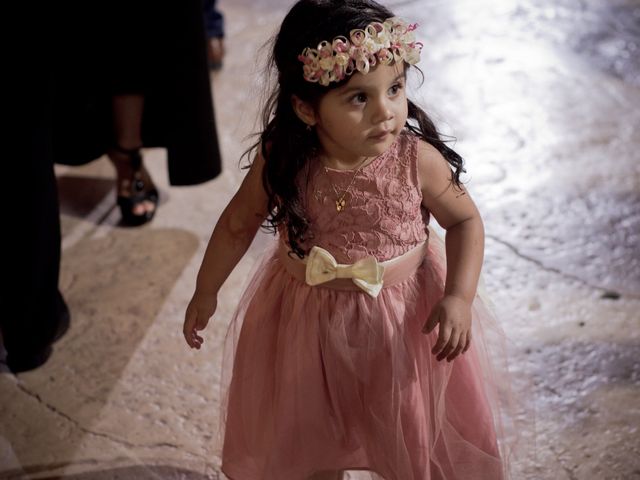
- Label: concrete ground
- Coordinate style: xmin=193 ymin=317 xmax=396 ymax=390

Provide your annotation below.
xmin=1 ymin=0 xmax=639 ymax=478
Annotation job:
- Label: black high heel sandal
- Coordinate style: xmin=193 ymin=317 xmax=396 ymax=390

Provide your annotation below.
xmin=109 ymin=145 xmax=159 ymax=226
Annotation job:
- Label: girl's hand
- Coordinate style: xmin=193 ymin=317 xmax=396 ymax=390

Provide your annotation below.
xmin=422 ymin=294 xmax=472 ymax=362
xmin=183 ymin=291 xmax=217 ymax=350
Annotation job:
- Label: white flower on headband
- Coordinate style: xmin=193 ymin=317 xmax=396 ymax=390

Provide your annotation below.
xmin=297 ymin=17 xmax=423 ymax=86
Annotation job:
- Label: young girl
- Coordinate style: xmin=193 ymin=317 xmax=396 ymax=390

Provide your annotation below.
xmin=184 ymin=1 xmax=517 ymax=478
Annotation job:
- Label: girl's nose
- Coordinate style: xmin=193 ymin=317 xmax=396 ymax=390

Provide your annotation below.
xmin=371 ymin=98 xmax=394 ymax=124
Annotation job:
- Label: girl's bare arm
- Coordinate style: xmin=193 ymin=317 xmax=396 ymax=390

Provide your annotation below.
xmin=416 ymin=139 xmax=484 ymax=361
xmin=417 ymin=140 xmax=484 ymax=305
xmin=184 ymin=151 xmax=269 ymax=349
xmin=195 ymin=151 xmax=269 ymax=295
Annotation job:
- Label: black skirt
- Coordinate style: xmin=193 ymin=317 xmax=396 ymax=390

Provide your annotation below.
xmin=52 ymin=0 xmax=222 ymax=186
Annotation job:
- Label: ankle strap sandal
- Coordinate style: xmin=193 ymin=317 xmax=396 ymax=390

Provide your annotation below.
xmin=111 ymin=145 xmax=159 ymax=226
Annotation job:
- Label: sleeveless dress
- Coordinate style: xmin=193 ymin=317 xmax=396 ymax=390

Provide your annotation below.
xmin=216 ymin=131 xmax=518 ymax=480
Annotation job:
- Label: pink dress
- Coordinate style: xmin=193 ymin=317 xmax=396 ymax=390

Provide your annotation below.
xmin=216 ymin=131 xmax=518 ymax=479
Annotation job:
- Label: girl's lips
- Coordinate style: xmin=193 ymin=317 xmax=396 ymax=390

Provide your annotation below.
xmin=369 ymin=130 xmax=391 ymax=140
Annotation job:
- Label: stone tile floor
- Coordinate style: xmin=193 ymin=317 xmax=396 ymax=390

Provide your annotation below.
xmin=1 ymin=0 xmax=639 ymax=478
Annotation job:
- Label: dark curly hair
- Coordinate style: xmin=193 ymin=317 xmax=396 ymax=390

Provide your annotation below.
xmin=243 ymin=0 xmax=465 ymax=258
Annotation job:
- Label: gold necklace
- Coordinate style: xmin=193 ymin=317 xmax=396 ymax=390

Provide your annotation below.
xmin=323 ymin=156 xmax=370 ymax=212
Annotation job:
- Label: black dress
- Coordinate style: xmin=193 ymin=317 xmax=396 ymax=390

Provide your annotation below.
xmin=52 ymin=0 xmax=222 ymax=185
xmin=2 ymin=9 xmax=70 ymax=372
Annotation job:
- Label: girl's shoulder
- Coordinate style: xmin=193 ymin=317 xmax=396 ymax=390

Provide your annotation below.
xmin=379 ymin=128 xmax=419 ymax=170
xmin=398 ymin=129 xmax=440 ymax=161
xmin=398 ymin=130 xmax=452 ymax=193
xmin=396 ymin=129 xmax=443 ymax=168
xmin=388 ymin=129 xmax=424 ymax=183
xmin=397 ymin=128 xmax=421 ymax=154
xmin=365 ymin=130 xmax=424 ymax=195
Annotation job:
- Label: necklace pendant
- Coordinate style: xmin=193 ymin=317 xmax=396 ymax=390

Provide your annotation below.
xmin=336 ymin=199 xmax=346 ymax=212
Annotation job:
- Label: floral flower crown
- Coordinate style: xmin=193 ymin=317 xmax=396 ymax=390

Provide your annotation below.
xmin=297 ymin=17 xmax=423 ymax=87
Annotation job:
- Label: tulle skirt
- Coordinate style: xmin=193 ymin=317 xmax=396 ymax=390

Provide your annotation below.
xmin=215 ymin=231 xmax=521 ymax=480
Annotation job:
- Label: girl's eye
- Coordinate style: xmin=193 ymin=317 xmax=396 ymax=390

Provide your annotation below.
xmin=389 ymin=83 xmax=403 ymax=95
xmin=351 ymin=93 xmax=367 ymax=105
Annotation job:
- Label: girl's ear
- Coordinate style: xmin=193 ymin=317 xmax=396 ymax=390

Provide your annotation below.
xmin=291 ymin=95 xmax=317 ymax=127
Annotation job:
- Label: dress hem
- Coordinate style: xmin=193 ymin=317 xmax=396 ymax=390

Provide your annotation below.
xmin=221 ymin=463 xmax=389 ymax=480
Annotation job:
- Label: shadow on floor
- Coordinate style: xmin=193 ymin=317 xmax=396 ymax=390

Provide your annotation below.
xmin=57 ymin=175 xmax=113 ymax=219
xmin=0 ymin=227 xmax=201 ymax=480
xmin=1 ymin=464 xmax=214 ymax=480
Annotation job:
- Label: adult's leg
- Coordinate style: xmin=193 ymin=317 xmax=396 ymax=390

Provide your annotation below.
xmin=107 ymin=94 xmax=157 ymax=217
xmin=112 ymin=94 xmax=144 ymax=150
xmin=105 ymin=0 xmax=159 ymax=223
xmin=1 ymin=64 xmax=70 ymax=373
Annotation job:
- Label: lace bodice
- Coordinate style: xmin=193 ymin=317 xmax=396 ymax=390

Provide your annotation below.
xmin=294 ymin=131 xmax=430 ymax=263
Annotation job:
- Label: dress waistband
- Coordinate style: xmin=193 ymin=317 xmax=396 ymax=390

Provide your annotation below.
xmin=278 ymin=240 xmax=428 ymax=295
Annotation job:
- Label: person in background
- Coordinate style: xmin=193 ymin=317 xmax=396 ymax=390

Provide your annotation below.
xmin=2 ymin=32 xmax=70 ymax=374
xmin=203 ymin=0 xmax=226 ymax=70
xmin=0 ymin=0 xmax=223 ymax=375
xmin=54 ymin=0 xmax=223 ymax=226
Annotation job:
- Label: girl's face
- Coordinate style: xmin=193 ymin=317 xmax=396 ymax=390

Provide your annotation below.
xmin=312 ymin=63 xmax=409 ymax=164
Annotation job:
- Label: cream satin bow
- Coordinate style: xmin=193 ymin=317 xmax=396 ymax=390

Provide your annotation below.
xmin=305 ymin=246 xmax=385 ymax=297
